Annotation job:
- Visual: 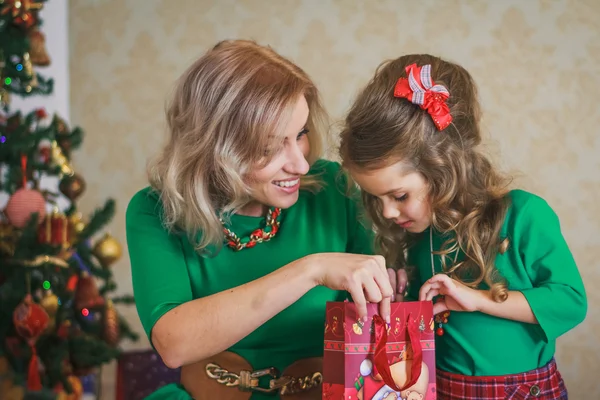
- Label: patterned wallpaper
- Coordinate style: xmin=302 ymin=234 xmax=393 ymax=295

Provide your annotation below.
xmin=69 ymin=0 xmax=599 ymax=398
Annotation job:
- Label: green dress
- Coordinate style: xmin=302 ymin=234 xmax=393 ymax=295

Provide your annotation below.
xmin=125 ymin=160 xmax=374 ymax=399
xmin=407 ymin=189 xmax=587 ymax=376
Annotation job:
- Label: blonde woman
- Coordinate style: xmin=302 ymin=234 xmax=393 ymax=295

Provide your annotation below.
xmin=126 ymin=40 xmax=406 ymax=399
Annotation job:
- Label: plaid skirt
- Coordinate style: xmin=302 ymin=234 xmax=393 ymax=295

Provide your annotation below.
xmin=436 ymin=358 xmax=568 ymax=399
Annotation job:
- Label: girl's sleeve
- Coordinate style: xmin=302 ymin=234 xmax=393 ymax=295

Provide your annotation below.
xmin=516 ymin=195 xmax=587 ymax=341
xmin=125 ymin=190 xmax=194 ymax=343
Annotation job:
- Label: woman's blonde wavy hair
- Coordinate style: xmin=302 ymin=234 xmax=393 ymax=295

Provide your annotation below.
xmin=148 ymin=40 xmax=329 ymax=254
xmin=340 ymin=54 xmax=512 ymax=302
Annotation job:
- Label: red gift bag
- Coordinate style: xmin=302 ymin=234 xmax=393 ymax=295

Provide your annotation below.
xmin=322 ymin=301 xmax=436 ymax=400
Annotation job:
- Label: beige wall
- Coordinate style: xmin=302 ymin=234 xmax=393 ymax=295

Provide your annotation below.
xmin=69 ymin=0 xmax=599 ymax=398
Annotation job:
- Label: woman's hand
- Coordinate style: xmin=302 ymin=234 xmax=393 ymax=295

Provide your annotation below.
xmin=306 ymin=253 xmax=394 ymax=322
xmin=387 ymin=268 xmax=409 ymax=302
xmin=418 ymin=273 xmax=486 ymax=315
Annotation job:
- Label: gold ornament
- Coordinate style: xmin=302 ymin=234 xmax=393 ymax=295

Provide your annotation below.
xmin=0 ymin=223 xmax=17 ymax=256
xmin=4 ymin=385 xmax=24 ymax=400
xmin=68 ymin=212 xmax=86 ymax=243
xmin=103 ymin=300 xmax=120 ymax=346
xmin=59 ymin=173 xmax=86 ymax=201
xmin=14 ymin=255 xmax=69 ymax=268
xmin=27 ymin=28 xmax=50 ymax=66
xmin=0 ymin=378 xmax=13 ymax=395
xmin=55 ymin=375 xmax=83 ymax=400
xmin=40 ymin=290 xmax=59 ymax=332
xmin=51 ymin=140 xmax=74 ymax=176
xmin=22 ymin=52 xmax=37 ymax=91
xmin=0 ymin=87 xmax=9 ymax=107
xmin=92 ymin=233 xmax=122 ymax=267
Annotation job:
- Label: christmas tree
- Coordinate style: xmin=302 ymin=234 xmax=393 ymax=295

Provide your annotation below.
xmin=0 ymin=1 xmax=138 ymax=399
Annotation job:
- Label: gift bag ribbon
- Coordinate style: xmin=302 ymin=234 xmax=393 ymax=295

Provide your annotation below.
xmin=372 ymin=313 xmax=423 ymax=392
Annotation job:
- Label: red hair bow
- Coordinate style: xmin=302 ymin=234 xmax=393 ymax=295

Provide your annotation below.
xmin=394 ymin=63 xmax=453 ymax=131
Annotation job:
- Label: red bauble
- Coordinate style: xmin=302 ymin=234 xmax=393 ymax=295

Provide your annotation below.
xmin=13 ymin=294 xmax=49 ymax=391
xmin=5 ymin=188 xmax=46 ymax=228
xmin=74 ymin=274 xmax=105 ymax=310
xmin=436 ymin=327 xmax=445 ymax=336
xmin=13 ymin=294 xmax=49 ymax=340
xmin=35 ymin=108 xmax=47 ymax=118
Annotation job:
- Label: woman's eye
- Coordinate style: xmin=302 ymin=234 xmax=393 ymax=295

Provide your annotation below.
xmin=394 ymin=194 xmax=408 ymax=202
xmin=297 ymin=128 xmax=309 ymax=140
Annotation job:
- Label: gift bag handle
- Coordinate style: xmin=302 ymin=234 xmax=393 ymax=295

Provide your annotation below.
xmin=372 ymin=314 xmax=423 ymax=392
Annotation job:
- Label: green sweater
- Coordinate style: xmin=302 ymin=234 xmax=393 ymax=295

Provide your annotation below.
xmin=125 ymin=160 xmax=373 ymax=399
xmin=407 ymin=189 xmax=587 ymax=376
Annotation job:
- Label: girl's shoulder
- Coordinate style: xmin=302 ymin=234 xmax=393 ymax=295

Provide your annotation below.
xmin=504 ymin=189 xmax=563 ymax=233
xmin=506 ymin=189 xmax=554 ymax=214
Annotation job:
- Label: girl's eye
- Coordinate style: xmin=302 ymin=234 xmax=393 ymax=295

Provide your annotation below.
xmin=297 ymin=128 xmax=309 ymax=140
xmin=394 ymin=194 xmax=408 ymax=202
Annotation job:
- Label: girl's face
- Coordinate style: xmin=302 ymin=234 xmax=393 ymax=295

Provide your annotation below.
xmin=240 ymin=95 xmax=311 ymax=216
xmin=350 ymin=162 xmax=433 ymax=233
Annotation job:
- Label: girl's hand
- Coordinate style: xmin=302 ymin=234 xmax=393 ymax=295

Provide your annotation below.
xmin=387 ymin=268 xmax=409 ymax=302
xmin=306 ymin=253 xmax=394 ymax=322
xmin=418 ymin=274 xmax=487 ymax=315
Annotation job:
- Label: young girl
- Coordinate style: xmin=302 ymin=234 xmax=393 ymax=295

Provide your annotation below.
xmin=339 ymin=54 xmax=587 ymax=399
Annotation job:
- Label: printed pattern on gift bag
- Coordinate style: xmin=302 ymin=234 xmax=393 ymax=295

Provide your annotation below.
xmin=323 ymin=301 xmax=437 ymax=400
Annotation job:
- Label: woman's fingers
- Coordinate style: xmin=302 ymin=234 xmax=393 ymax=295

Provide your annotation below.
xmin=348 ymin=282 xmax=368 ymax=321
xmin=378 ymin=296 xmax=391 ymax=324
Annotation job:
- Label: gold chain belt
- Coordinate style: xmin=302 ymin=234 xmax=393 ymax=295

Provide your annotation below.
xmin=205 ymin=362 xmax=322 ymax=395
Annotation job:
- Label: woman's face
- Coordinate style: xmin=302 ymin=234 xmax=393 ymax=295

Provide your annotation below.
xmin=241 ymin=95 xmax=311 ymax=216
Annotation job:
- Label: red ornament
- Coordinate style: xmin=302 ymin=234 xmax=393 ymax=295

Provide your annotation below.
xmin=436 ymin=327 xmax=445 ymax=336
xmin=39 ymin=146 xmax=51 ymax=163
xmin=35 ymin=108 xmax=47 ymax=118
xmin=1 ymin=0 xmax=42 ymax=28
xmin=56 ymin=320 xmax=71 ymax=339
xmin=13 ymin=294 xmax=49 ymax=391
xmin=37 ymin=211 xmax=68 ymax=246
xmin=74 ymin=274 xmax=105 ymax=310
xmin=5 ymin=188 xmax=46 ymax=228
xmin=66 ymin=274 xmax=79 ymax=292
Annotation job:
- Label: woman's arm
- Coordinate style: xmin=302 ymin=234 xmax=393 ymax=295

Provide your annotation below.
xmin=127 ymin=190 xmax=392 ymax=369
xmin=152 ymin=256 xmax=316 ymax=368
xmin=153 ymin=252 xmax=391 ymax=368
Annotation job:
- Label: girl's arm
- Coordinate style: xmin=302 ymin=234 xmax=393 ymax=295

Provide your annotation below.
xmin=420 ymin=194 xmax=587 ymax=339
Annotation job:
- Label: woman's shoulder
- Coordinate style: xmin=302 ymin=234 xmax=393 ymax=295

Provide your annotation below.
xmin=307 ymin=158 xmax=349 ymax=191
xmin=126 ymin=186 xmax=163 ymax=222
xmin=308 ymin=158 xmax=342 ymax=177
